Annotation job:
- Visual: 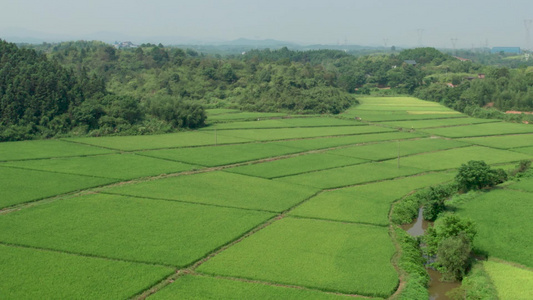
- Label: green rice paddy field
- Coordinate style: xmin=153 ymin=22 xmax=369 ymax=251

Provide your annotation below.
xmin=0 ymin=96 xmax=531 ymax=299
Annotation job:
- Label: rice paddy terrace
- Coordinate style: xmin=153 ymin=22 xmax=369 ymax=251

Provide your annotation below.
xmin=1 ymin=96 xmax=531 ymax=299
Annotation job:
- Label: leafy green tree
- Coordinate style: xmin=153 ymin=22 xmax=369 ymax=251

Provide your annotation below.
xmin=424 ymin=214 xmax=476 ymax=257
xmin=436 ymin=232 xmax=472 ymax=281
xmin=455 ymin=160 xmax=507 ymax=192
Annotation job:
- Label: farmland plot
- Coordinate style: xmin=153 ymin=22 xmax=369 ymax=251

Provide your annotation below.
xmin=453 ymin=189 xmax=533 ymax=268
xmin=289 ymin=172 xmax=454 ymax=226
xmin=0 ymin=166 xmax=116 ymax=209
xmin=104 ymin=171 xmax=319 ymax=212
xmin=421 ymin=122 xmax=533 ymax=138
xmin=0 ymin=244 xmax=174 ymax=300
xmin=206 ymin=111 xmax=288 ymax=121
xmin=227 ymin=152 xmax=367 ymax=179
xmin=271 ymin=131 xmax=423 ymax=151
xmin=2 ymin=153 xmax=198 ymax=180
xmin=150 ymin=275 xmax=356 ymax=300
xmin=202 ymin=117 xmax=360 ymax=130
xmin=380 ymin=117 xmax=497 ymax=129
xmin=509 ymin=146 xmax=533 ymax=156
xmin=197 ymin=217 xmax=398 ymax=297
xmin=139 ymin=142 xmax=302 ymax=167
xmin=63 ymin=131 xmax=251 ymax=151
xmin=325 ymin=138 xmax=468 ymax=161
xmin=0 ymin=193 xmax=274 ymax=267
xmin=507 ymin=177 xmax=533 ymax=192
xmin=458 ymin=134 xmax=533 ymax=149
xmin=381 ymin=146 xmax=531 ymax=171
xmin=0 ymin=139 xmax=114 ymax=161
xmin=214 ymin=125 xmax=395 ymax=142
xmin=483 ymin=260 xmax=533 ymax=300
xmin=341 ymin=109 xmax=463 ymax=122
xmin=276 ymin=161 xmax=425 ymax=189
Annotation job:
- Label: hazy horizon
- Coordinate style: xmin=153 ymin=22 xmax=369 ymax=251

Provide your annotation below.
xmin=2 ymin=0 xmax=533 ymax=49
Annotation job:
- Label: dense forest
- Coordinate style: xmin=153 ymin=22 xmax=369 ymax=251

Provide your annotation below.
xmin=1 ymin=39 xmax=532 ymax=141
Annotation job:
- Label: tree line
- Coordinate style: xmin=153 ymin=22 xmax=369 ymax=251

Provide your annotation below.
xmin=3 ymin=40 xmax=532 ymax=141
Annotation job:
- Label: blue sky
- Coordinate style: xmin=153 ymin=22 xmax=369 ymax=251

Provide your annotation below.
xmin=1 ymin=0 xmax=533 ymax=48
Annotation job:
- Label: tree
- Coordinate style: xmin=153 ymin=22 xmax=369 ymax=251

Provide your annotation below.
xmin=422 ymin=184 xmax=457 ymax=221
xmin=455 ymin=160 xmax=507 ymax=192
xmin=436 ymin=232 xmax=472 ymax=281
xmin=424 ymin=214 xmax=476 ymax=257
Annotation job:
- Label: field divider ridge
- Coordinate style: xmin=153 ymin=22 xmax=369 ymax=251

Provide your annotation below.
xmin=0 ymin=241 xmax=179 ymax=269
xmin=98 ymin=191 xmax=279 ymax=214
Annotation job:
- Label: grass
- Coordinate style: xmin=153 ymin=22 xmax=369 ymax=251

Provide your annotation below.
xmin=289 ymin=172 xmax=454 ymax=226
xmin=0 ymin=244 xmax=174 ymax=300
xmin=214 ymin=125 xmax=395 ymax=141
xmin=0 ymin=139 xmax=114 ymax=161
xmin=62 ymin=131 xmax=251 ymax=151
xmin=421 ymin=122 xmax=533 ymax=138
xmin=150 ymin=275 xmax=357 ymax=300
xmin=202 ymin=117 xmax=360 ymax=130
xmin=507 ymin=177 xmax=533 ymax=192
xmin=275 ymin=161 xmax=425 ymax=189
xmin=452 ymin=189 xmax=533 ymax=268
xmin=0 ymin=166 xmax=116 ymax=209
xmin=197 ymin=217 xmax=398 ymax=297
xmin=139 ymin=142 xmax=302 ymax=167
xmin=0 ymin=193 xmax=274 ymax=267
xmin=381 ymin=146 xmax=532 ymax=171
xmin=2 ymin=153 xmax=198 ymax=180
xmin=103 ymin=171 xmax=320 ymax=212
xmin=459 ymin=134 xmax=533 ymax=149
xmin=483 ymin=260 xmax=533 ymax=300
xmin=226 ymin=153 xmax=367 ymax=179
xmin=380 ymin=117 xmax=497 ymax=129
xmin=325 ymin=138 xmax=468 ymax=161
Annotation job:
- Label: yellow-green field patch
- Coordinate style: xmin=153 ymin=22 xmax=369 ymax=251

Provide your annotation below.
xmin=483 ymin=260 xmax=533 ymax=300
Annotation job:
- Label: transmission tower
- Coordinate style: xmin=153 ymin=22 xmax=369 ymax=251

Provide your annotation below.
xmin=416 ymin=29 xmax=424 ymax=47
xmin=525 ymin=20 xmax=533 ymax=51
xmin=383 ymin=38 xmax=389 ymax=48
xmin=451 ymin=38 xmax=458 ymax=55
